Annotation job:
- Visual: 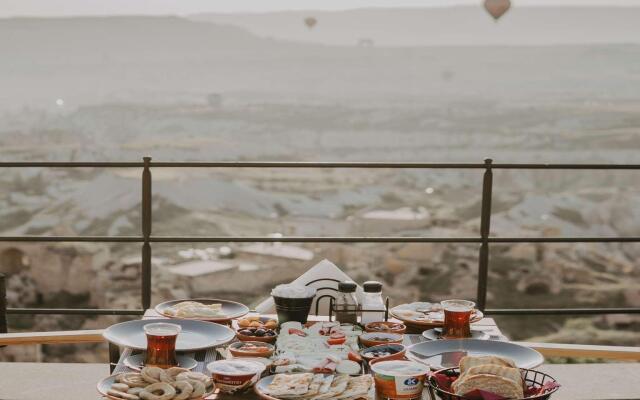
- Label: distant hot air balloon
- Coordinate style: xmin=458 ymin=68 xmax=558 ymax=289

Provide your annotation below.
xmin=484 ymin=0 xmax=511 ymax=21
xmin=304 ymin=17 xmax=317 ymax=30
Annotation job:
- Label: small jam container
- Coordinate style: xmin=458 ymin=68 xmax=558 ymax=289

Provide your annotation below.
xmin=206 ymin=359 xmax=266 ymax=394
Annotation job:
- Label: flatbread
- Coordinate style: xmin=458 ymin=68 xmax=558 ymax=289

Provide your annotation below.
xmin=453 ymin=364 xmax=523 ymax=393
xmin=298 ymin=374 xmax=326 ymax=399
xmin=316 ymin=375 xmax=334 ymax=395
xmin=459 ymin=355 xmax=516 ymax=373
xmin=335 ymin=375 xmax=373 ymax=400
xmin=453 ymin=374 xmax=524 ymax=399
xmin=310 ymin=374 xmax=350 ymax=400
xmin=265 ymin=373 xmax=314 ymax=397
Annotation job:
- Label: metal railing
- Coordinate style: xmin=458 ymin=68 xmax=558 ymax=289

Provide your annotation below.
xmin=1 ymin=158 xmax=640 ymax=331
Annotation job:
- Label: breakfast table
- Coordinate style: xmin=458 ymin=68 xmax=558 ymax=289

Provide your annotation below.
xmin=2 ymin=310 xmax=640 ymax=400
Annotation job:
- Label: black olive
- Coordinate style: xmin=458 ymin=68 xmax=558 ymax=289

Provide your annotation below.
xmin=265 ymin=330 xmax=275 ymax=336
xmin=254 ymin=329 xmax=266 ymax=337
xmin=239 ymin=329 xmax=252 ymax=335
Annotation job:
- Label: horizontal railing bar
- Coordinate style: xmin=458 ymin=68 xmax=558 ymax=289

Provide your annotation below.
xmin=0 ymin=236 xmax=143 ymax=242
xmin=486 ymin=308 xmax=640 ymax=315
xmin=488 ymin=237 xmax=640 ymax=243
xmin=2 ymin=236 xmax=640 ymax=243
xmin=6 ymin=308 xmax=144 ymax=315
xmin=149 ymin=162 xmax=486 ymax=168
xmin=1 ymin=161 xmax=639 ymax=169
xmin=149 ymin=236 xmax=482 ymax=243
xmin=0 ymin=162 xmax=143 ymax=168
xmin=491 ymin=164 xmax=640 ymax=170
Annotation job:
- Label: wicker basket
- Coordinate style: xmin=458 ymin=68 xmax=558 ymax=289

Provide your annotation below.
xmin=427 ymin=367 xmax=559 ymax=400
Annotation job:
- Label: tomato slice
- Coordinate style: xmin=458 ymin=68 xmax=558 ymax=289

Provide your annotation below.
xmin=348 ymin=351 xmax=363 ymax=363
xmin=327 ymin=336 xmax=346 ymax=345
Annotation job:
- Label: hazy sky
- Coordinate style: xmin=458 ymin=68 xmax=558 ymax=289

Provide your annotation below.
xmin=2 ymin=0 xmax=640 ymax=17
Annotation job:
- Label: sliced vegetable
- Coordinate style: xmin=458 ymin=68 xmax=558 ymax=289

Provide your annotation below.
xmin=327 ymin=336 xmax=346 ymax=345
xmin=348 ymin=351 xmax=363 ymax=363
xmin=288 ymin=328 xmax=307 ymax=337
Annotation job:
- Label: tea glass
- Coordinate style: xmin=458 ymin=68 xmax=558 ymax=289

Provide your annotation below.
xmin=143 ymin=322 xmax=181 ymax=368
xmin=441 ymin=300 xmax=475 ymax=339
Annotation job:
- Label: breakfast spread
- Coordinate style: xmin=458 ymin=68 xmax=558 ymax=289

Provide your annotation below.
xmin=106 ymin=367 xmax=212 ymax=400
xmin=164 ymin=301 xmax=226 ymax=319
xmin=261 ymin=373 xmax=373 ymax=400
xmin=100 ymin=289 xmax=559 ymax=400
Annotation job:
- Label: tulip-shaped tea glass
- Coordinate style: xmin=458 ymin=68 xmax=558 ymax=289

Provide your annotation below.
xmin=144 ymin=322 xmax=181 ymax=368
xmin=441 ymin=300 xmax=475 ymax=339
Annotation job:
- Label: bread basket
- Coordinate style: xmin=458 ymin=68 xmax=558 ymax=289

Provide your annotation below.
xmin=427 ymin=367 xmax=559 ymax=400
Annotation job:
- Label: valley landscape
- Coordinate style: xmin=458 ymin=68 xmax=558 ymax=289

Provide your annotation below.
xmin=0 ymin=6 xmax=639 ymax=363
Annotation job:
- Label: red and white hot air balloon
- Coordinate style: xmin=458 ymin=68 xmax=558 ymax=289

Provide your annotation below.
xmin=484 ymin=0 xmax=511 ymax=21
xmin=304 ymin=17 xmax=317 ymax=30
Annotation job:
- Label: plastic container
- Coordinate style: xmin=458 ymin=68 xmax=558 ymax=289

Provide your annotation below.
xmin=273 ymin=295 xmax=314 ymax=324
xmin=371 ymin=360 xmax=430 ymax=400
xmin=361 ymin=281 xmax=385 ymax=324
xmin=206 ymin=359 xmax=265 ymax=394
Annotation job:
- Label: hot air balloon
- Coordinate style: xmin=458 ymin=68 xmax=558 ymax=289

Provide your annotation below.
xmin=304 ymin=17 xmax=317 ymax=30
xmin=484 ymin=0 xmax=511 ymax=21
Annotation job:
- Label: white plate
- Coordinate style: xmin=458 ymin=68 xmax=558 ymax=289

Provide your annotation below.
xmin=422 ymin=328 xmax=489 ymax=341
xmin=254 ymin=374 xmax=374 ymax=400
xmin=155 ymin=298 xmax=249 ymax=322
xmin=103 ymin=318 xmax=235 ymax=351
xmin=406 ymin=339 xmax=544 ymax=370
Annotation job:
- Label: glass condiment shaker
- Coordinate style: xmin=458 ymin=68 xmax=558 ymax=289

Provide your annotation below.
xmin=360 ymin=281 xmax=385 ymax=324
xmin=334 ymin=281 xmax=359 ymax=324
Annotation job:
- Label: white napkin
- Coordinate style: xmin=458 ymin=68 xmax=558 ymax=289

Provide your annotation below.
xmin=255 ymin=259 xmax=363 ymax=316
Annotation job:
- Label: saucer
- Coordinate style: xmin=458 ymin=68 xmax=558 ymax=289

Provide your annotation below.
xmin=422 ymin=328 xmax=490 ymax=341
xmin=123 ymin=354 xmax=198 ymax=371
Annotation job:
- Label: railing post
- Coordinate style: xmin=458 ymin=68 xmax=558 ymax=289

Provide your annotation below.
xmin=0 ymin=273 xmax=7 ymax=340
xmin=476 ymin=158 xmax=493 ymax=311
xmin=141 ymin=156 xmax=152 ymax=311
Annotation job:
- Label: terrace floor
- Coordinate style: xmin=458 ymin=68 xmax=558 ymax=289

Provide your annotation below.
xmin=1 ymin=362 xmax=639 ymax=400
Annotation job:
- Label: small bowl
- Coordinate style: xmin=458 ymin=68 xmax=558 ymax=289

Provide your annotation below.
xmin=235 ymin=328 xmax=278 ymax=343
xmin=229 ymin=341 xmax=275 ymax=358
xmin=365 ymin=321 xmax=407 ymax=335
xmin=360 ymin=343 xmax=406 ymax=363
xmin=359 ymin=332 xmax=404 ymax=348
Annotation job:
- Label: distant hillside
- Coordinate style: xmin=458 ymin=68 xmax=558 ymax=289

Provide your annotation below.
xmin=1 ymin=15 xmax=640 ymax=111
xmin=191 ymin=6 xmax=640 ymax=47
